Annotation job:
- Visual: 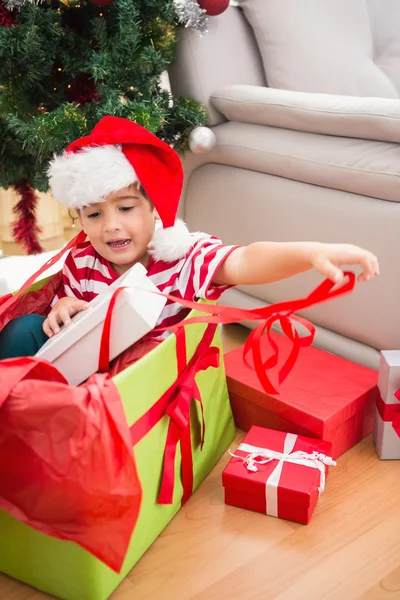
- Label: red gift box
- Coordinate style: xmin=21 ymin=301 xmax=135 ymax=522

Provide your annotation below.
xmin=225 ymin=331 xmax=378 ymax=459
xmin=222 ymin=426 xmax=335 ymax=524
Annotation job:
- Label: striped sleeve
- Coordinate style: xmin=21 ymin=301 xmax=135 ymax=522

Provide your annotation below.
xmin=178 ymin=234 xmax=240 ymax=301
xmin=49 ymin=242 xmax=97 ymax=307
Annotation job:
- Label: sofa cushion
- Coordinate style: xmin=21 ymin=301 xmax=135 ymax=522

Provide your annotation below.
xmin=208 ymin=121 xmax=400 ymax=202
xmin=240 ymin=0 xmax=400 ymax=97
xmin=211 ymin=85 xmax=400 ymax=144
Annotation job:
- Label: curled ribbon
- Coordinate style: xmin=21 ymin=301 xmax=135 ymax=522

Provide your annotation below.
xmin=155 ymin=271 xmax=356 ymax=395
xmin=95 ymin=274 xmax=354 ymax=507
xmin=0 ymin=231 xmax=356 ymax=398
xmin=0 ymin=227 xmax=356 ymax=398
xmin=230 ymin=437 xmax=336 ymax=517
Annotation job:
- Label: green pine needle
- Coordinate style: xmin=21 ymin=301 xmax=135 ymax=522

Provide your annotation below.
xmin=0 ymin=0 xmax=207 ymax=190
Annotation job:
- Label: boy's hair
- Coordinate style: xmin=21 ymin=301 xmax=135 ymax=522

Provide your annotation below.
xmin=136 ymin=182 xmax=154 ymax=209
xmin=77 ymin=181 xmax=154 ymax=212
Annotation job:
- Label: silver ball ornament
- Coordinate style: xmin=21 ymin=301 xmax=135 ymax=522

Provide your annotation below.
xmin=188 ymin=127 xmax=216 ymax=153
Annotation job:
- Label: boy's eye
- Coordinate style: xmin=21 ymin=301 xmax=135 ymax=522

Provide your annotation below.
xmin=87 ymin=211 xmax=100 ymax=219
xmin=119 ymin=206 xmax=134 ymax=212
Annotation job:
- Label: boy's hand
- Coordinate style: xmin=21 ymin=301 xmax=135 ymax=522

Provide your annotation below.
xmin=310 ymin=243 xmax=379 ymax=283
xmin=43 ymin=297 xmax=90 ymax=337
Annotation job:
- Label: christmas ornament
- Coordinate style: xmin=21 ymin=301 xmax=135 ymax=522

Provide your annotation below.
xmin=67 ymin=73 xmax=100 ymax=106
xmin=0 ymin=0 xmax=17 ymax=27
xmin=87 ymin=0 xmax=114 ymax=5
xmin=173 ymin=0 xmax=208 ymax=34
xmin=12 ymin=181 xmax=43 ymax=254
xmin=3 ymin=0 xmax=35 ymax=8
xmin=68 ymin=208 xmax=79 ymax=229
xmin=51 ymin=60 xmax=63 ymax=86
xmin=188 ymin=126 xmax=216 ymax=153
xmin=59 ymin=0 xmax=82 ymax=6
xmin=197 ymin=0 xmax=229 ymax=16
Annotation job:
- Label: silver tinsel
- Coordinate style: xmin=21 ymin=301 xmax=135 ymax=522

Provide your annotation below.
xmin=173 ymin=0 xmax=208 ymax=35
xmin=4 ymin=0 xmax=42 ymax=8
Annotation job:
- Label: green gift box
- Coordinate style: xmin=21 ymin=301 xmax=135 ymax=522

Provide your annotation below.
xmin=0 ymin=278 xmax=235 ymax=600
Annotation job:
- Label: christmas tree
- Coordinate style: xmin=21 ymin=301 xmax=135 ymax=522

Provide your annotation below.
xmin=0 ymin=0 xmax=208 ymax=253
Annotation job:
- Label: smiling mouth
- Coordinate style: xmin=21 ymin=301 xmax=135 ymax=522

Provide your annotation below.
xmin=106 ymin=239 xmax=131 ymax=248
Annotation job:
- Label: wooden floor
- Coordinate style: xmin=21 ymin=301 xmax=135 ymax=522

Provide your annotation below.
xmin=1 ymin=324 xmax=400 ymax=600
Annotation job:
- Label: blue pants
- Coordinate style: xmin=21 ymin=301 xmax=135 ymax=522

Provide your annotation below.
xmin=0 ymin=314 xmax=48 ymax=359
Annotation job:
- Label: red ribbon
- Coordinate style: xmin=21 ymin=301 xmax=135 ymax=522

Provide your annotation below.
xmin=376 ymin=391 xmax=400 ymax=437
xmin=96 ymin=273 xmax=356 ymax=506
xmin=96 ymin=288 xmax=220 ymax=505
xmin=97 ymin=289 xmax=221 ymax=505
xmin=130 ymin=324 xmax=219 ymax=505
xmin=98 ymin=286 xmax=127 ymax=373
xmin=0 ymin=231 xmax=87 ymax=318
xmin=154 ymin=272 xmax=356 ymax=395
xmin=0 ymin=240 xmax=357 ymax=510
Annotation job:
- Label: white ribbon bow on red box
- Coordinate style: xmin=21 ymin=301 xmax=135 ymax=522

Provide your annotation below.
xmin=230 ymin=433 xmax=336 ymax=517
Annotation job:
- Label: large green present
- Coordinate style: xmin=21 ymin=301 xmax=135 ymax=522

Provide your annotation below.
xmin=0 ymin=276 xmax=236 ymax=600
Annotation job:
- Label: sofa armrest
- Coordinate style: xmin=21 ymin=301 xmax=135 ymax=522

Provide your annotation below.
xmin=211 ymin=85 xmax=400 ymax=143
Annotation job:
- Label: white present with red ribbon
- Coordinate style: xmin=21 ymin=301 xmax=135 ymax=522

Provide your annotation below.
xmin=374 ymin=351 xmax=400 ymax=459
xmin=222 ymin=426 xmax=335 ymax=524
xmin=36 ymin=264 xmax=166 ymax=386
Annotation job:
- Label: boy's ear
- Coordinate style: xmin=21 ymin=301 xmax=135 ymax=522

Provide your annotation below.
xmin=154 ymin=209 xmax=160 ymax=220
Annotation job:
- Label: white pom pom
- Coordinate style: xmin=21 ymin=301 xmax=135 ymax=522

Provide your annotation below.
xmin=148 ymin=219 xmax=193 ymax=262
xmin=188 ymin=127 xmax=216 ymax=154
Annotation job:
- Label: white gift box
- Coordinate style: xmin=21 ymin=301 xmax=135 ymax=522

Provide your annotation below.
xmin=374 ymin=350 xmax=400 ymax=459
xmin=36 ymin=264 xmax=166 ymax=386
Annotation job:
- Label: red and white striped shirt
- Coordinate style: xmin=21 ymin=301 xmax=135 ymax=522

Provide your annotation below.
xmin=51 ymin=232 xmax=239 ymax=337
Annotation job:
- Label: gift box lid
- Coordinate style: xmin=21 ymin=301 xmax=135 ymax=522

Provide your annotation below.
xmin=36 ymin=263 xmax=166 ymax=363
xmin=222 ymin=426 xmax=333 ymax=506
xmin=225 ymin=331 xmax=377 ymax=438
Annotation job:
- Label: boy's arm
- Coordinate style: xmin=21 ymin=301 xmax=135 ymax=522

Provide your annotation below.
xmin=212 ymin=241 xmax=379 ymax=286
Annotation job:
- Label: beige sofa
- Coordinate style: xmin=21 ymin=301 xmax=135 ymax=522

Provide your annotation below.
xmin=169 ymin=0 xmax=400 ymax=370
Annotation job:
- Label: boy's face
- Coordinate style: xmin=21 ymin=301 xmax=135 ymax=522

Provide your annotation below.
xmin=78 ymin=183 xmax=157 ymax=275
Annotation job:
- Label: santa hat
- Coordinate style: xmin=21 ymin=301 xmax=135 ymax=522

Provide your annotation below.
xmin=48 ymin=116 xmax=192 ymax=262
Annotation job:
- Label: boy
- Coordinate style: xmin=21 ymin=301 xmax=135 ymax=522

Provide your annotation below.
xmin=0 ymin=116 xmax=379 ymax=358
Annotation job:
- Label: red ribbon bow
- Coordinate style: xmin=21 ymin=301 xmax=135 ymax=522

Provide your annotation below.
xmin=156 ymin=272 xmax=356 ymax=395
xmin=158 ymin=337 xmax=219 ymax=505
xmin=129 ymin=324 xmax=219 ymax=505
xmin=94 ymin=285 xmax=222 ymax=506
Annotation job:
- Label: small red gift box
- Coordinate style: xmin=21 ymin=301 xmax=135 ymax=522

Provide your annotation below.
xmin=222 ymin=426 xmax=335 ymax=524
xmin=225 ymin=331 xmax=378 ymax=459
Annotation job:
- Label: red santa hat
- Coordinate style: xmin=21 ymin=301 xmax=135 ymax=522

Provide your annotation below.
xmin=48 ymin=115 xmax=192 ymax=262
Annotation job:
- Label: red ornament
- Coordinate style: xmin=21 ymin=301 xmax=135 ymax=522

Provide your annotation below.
xmin=0 ymin=0 xmax=18 ymax=28
xmin=197 ymin=0 xmax=229 ymax=16
xmin=67 ymin=73 xmax=100 ymax=106
xmin=87 ymin=0 xmax=114 ymax=5
xmin=12 ymin=181 xmax=43 ymax=255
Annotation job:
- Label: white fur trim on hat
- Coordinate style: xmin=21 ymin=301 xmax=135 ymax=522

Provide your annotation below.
xmin=148 ymin=219 xmax=193 ymax=262
xmin=48 ymin=144 xmax=138 ymax=209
